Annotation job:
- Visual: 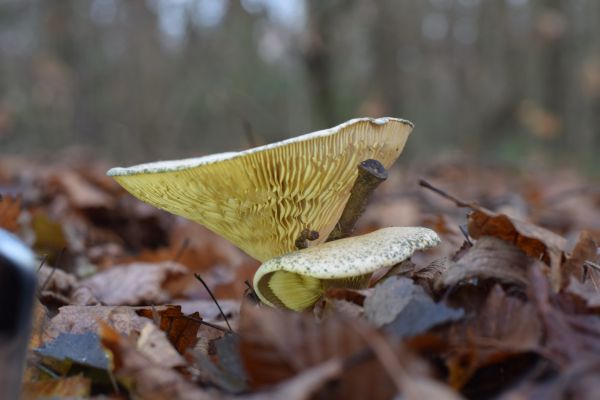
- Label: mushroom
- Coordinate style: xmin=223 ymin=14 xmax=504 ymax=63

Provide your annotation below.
xmin=107 ymin=117 xmax=412 ymax=261
xmin=253 ymin=227 xmax=440 ymax=311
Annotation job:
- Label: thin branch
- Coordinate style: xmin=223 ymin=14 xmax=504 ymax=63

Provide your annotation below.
xmin=418 ymin=179 xmax=475 ymax=209
xmin=458 ymin=224 xmax=473 ymax=245
xmin=37 ymin=254 xmax=48 ymax=272
xmin=327 ymin=159 xmax=388 ymax=242
xmin=173 ymin=238 xmax=190 ymax=263
xmin=194 ymin=273 xmax=233 ymax=333
xmin=181 ymin=314 xmax=231 ymax=334
xmin=38 ymin=248 xmax=65 ymax=295
xmin=244 ymin=280 xmax=260 ymax=305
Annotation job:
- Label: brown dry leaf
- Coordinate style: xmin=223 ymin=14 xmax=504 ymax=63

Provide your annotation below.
xmin=241 ymin=358 xmax=345 ymax=400
xmin=468 ymin=209 xmax=566 ymax=263
xmin=137 ymin=322 xmax=186 ymax=368
xmin=43 ymin=305 xmax=175 ymax=344
xmin=137 ymin=306 xmax=202 ymax=354
xmin=22 ymin=375 xmax=91 ymax=400
xmin=566 ymin=277 xmax=600 ymax=308
xmin=28 ymin=299 xmax=50 ymax=351
xmin=438 ymin=236 xmax=532 ymax=289
xmin=527 ymin=263 xmax=600 ymax=366
xmin=408 ymin=257 xmax=451 ymax=294
xmin=239 ymin=304 xmax=398 ymax=399
xmin=50 ymin=169 xmax=114 ymax=209
xmin=468 ymin=209 xmax=566 ymax=288
xmin=562 ymin=229 xmax=600 ymax=283
xmin=100 ymin=323 xmax=215 ymax=400
xmin=498 ymin=358 xmax=600 ymax=400
xmin=444 ymin=285 xmax=543 ymax=389
xmin=37 ymin=264 xmax=99 ymax=306
xmin=0 ymin=194 xmax=21 ymax=232
xmin=80 ymin=261 xmax=187 ymax=305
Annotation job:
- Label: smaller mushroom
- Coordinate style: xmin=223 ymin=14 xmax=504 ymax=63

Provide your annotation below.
xmin=253 ymin=226 xmax=440 ymax=311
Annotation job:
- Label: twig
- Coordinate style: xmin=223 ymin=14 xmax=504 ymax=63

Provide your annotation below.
xmin=107 ymin=366 xmax=120 ymax=395
xmin=182 ymin=314 xmax=231 ymax=334
xmin=458 ymin=224 xmax=473 ymax=245
xmin=33 ymin=362 xmax=59 ymax=378
xmin=37 ymin=254 xmax=48 ymax=272
xmin=194 ymin=273 xmax=233 ymax=333
xmin=38 ymin=248 xmax=65 ymax=295
xmin=327 ymin=159 xmax=388 ymax=242
xmin=584 ymin=260 xmax=600 ymax=272
xmin=173 ymin=238 xmax=189 ymax=263
xmin=418 ymin=179 xmax=475 ymax=209
xmin=244 ymin=280 xmax=260 ymax=304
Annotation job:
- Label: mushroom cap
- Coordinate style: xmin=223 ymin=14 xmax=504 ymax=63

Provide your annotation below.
xmin=254 ymin=226 xmax=441 ymax=309
xmin=107 ymin=117 xmax=413 ymax=261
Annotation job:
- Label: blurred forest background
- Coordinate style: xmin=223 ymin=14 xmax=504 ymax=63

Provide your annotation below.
xmin=0 ymin=0 xmax=599 ymax=170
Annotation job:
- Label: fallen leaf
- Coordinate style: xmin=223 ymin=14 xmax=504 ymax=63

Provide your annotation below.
xmin=527 ymin=263 xmax=600 ymax=366
xmin=100 ymin=323 xmax=214 ymax=400
xmin=239 ymin=305 xmax=399 ymax=399
xmin=498 ymin=358 xmax=600 ymax=400
xmin=22 ymin=375 xmax=91 ymax=400
xmin=80 ymin=261 xmax=188 ymax=305
xmin=444 ymin=285 xmax=543 ymax=389
xmin=136 ymin=306 xmax=202 ymax=354
xmin=468 ymin=209 xmax=566 ymax=288
xmin=365 ymin=276 xmax=463 ymax=337
xmin=438 ymin=236 xmax=532 ymax=289
xmin=43 ymin=305 xmax=175 ymax=344
xmin=192 ymin=333 xmax=247 ymax=393
xmin=562 ymin=229 xmax=600 ymax=283
xmin=28 ymin=299 xmax=49 ymax=351
xmin=566 ymin=276 xmax=600 ymax=308
xmin=241 ymin=358 xmax=344 ymax=400
xmin=137 ymin=322 xmax=186 ymax=368
xmin=35 ymin=332 xmax=109 ymax=370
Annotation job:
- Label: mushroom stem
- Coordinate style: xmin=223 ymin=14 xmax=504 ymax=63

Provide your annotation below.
xmin=326 ymin=159 xmax=388 ymax=242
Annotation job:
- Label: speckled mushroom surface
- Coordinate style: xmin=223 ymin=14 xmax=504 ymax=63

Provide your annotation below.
xmin=107 ymin=117 xmax=412 ymax=261
xmin=254 ymin=226 xmax=441 ymax=310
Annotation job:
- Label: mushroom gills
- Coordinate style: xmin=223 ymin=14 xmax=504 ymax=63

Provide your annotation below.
xmin=265 ymin=270 xmax=371 ymax=311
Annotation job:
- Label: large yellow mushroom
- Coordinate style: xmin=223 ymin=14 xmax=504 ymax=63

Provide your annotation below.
xmin=108 ymin=117 xmax=413 ymax=261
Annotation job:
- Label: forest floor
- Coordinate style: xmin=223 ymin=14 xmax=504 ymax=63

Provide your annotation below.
xmin=2 ymin=154 xmax=600 ymax=399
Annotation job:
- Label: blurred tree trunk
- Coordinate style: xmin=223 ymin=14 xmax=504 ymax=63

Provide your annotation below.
xmin=538 ymin=0 xmax=568 ymax=139
xmin=302 ymin=1 xmax=339 ymax=127
xmin=370 ymin=0 xmax=405 ymax=115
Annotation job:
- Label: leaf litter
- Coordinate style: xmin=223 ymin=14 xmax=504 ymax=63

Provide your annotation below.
xmin=1 ymin=157 xmax=599 ymax=399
